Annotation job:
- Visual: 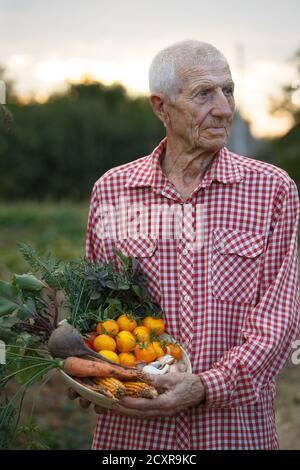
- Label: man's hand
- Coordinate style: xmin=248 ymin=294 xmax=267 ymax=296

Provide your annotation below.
xmin=68 ymin=387 xmax=110 ymax=415
xmin=67 ymin=372 xmax=205 ymax=418
xmin=114 ymin=372 xmax=205 ymax=419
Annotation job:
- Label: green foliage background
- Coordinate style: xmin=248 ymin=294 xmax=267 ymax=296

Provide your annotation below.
xmin=0 ymin=81 xmax=164 ymax=201
xmin=271 ymin=123 xmax=300 ymax=189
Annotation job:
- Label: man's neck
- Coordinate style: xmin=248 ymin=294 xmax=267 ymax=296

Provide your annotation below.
xmin=161 ymin=136 xmax=217 ymax=187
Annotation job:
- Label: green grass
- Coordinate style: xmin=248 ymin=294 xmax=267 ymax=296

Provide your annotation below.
xmin=0 ymin=202 xmax=89 ymax=280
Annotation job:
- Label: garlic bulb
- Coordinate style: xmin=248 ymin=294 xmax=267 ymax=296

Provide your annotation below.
xmin=148 ymin=361 xmax=161 ymax=368
xmin=143 ymin=364 xmax=170 ymax=375
xmin=158 ymin=355 xmax=175 ymax=366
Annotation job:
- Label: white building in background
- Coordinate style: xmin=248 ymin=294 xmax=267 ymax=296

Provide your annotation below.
xmin=227 ymin=110 xmax=264 ymax=158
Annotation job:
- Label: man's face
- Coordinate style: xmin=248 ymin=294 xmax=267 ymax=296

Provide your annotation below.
xmin=165 ymin=59 xmax=235 ymax=152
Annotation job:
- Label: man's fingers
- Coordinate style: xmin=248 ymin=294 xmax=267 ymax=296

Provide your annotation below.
xmin=68 ymin=387 xmax=79 ymax=400
xmin=67 ymin=388 xmax=91 ymax=408
xmin=119 ymin=392 xmax=176 ymax=411
xmin=144 ymin=373 xmax=170 ymax=392
xmin=79 ymin=397 xmax=91 ymax=408
xmin=94 ymin=405 xmax=108 ymax=415
xmin=145 ymin=372 xmax=184 ymax=389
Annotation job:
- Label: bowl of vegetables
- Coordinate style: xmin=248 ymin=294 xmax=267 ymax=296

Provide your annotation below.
xmin=57 ymin=315 xmax=192 ymax=409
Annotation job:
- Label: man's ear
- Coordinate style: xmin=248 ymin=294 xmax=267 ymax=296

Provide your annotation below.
xmin=149 ymin=94 xmax=169 ymax=126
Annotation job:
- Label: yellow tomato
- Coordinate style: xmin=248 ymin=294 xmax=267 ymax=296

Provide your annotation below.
xmin=151 ymin=341 xmax=165 ymax=358
xmin=99 ymin=350 xmax=120 ymax=363
xmin=117 ymin=314 xmax=138 ymax=332
xmin=167 ymin=343 xmax=182 ymax=360
xmin=96 ymin=319 xmax=119 ymax=337
xmin=116 ymin=331 xmax=136 ymax=353
xmin=134 ymin=343 xmax=157 ymax=363
xmin=93 ymin=334 xmax=116 ymax=352
xmin=133 ymin=326 xmax=151 ymax=343
xmin=142 ymin=316 xmax=165 ymax=336
xmin=119 ymin=352 xmax=136 ymax=368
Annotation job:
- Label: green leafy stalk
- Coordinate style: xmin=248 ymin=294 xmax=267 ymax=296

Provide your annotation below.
xmin=0 ymin=351 xmax=64 ymax=450
xmin=0 ymin=363 xmax=57 ymax=448
xmin=18 ymin=243 xmax=63 ymax=290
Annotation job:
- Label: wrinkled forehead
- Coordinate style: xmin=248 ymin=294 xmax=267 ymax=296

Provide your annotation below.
xmin=178 ymin=59 xmax=232 ymax=90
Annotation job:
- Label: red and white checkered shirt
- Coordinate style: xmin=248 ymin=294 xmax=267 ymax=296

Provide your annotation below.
xmin=86 ymin=137 xmax=300 ymax=450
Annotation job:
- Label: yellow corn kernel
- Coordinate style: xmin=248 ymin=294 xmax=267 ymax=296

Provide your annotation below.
xmin=93 ymin=377 xmax=126 ymax=398
xmin=123 ymin=381 xmax=158 ymax=398
xmin=75 ymin=377 xmax=117 ymax=400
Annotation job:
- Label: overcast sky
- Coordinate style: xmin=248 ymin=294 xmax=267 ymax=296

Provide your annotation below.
xmin=0 ymin=0 xmax=299 ymax=137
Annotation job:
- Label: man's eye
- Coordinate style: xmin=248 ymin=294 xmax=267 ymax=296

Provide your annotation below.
xmin=224 ymin=87 xmax=234 ymax=96
xmin=196 ymin=90 xmax=208 ymax=97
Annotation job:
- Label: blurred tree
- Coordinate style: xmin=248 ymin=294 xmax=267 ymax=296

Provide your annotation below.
xmin=271 ymin=49 xmax=300 ymax=125
xmin=0 ymin=65 xmax=19 ymax=104
xmin=0 ymin=77 xmax=164 ymax=201
xmin=0 ymin=66 xmax=14 ymax=133
xmin=48 ymin=75 xmax=128 ymax=109
xmin=270 ymin=48 xmax=300 ymax=187
xmin=272 ymin=122 xmax=300 ymax=187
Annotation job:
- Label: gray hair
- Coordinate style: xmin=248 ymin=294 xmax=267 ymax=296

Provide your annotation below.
xmin=148 ymin=39 xmax=228 ymax=101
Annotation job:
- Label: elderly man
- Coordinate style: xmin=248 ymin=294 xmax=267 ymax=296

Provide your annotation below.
xmin=71 ymin=40 xmax=300 ymax=450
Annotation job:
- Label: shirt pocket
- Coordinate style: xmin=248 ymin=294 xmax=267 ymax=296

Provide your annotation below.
xmin=112 ymin=237 xmax=160 ymax=303
xmin=210 ymin=228 xmax=265 ymax=304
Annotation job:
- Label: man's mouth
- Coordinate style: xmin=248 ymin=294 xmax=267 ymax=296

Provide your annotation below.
xmin=205 ymin=127 xmax=226 ymax=135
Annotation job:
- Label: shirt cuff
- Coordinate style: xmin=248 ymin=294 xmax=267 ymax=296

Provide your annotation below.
xmin=199 ymin=368 xmax=231 ymax=407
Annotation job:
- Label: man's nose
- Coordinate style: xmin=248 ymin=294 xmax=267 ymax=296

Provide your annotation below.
xmin=211 ymin=88 xmax=233 ymax=118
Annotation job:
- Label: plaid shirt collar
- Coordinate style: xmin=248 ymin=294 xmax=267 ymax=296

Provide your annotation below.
xmin=126 ymin=137 xmax=244 ymax=192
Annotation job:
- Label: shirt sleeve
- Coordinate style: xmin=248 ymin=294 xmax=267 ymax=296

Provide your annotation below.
xmin=86 ymin=182 xmax=106 ymax=263
xmin=199 ymin=177 xmax=300 ymax=408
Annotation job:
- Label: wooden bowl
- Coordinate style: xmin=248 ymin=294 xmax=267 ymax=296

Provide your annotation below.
xmin=60 ymin=369 xmax=117 ymax=409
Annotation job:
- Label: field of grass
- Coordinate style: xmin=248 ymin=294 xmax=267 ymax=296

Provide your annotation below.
xmin=1 ymin=202 xmax=300 ymax=449
xmin=0 ymin=202 xmax=89 ymax=280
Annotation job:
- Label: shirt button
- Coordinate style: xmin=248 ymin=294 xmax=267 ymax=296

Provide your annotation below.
xmin=182 ymin=248 xmax=188 ymax=255
xmin=184 ymin=294 xmax=190 ymax=302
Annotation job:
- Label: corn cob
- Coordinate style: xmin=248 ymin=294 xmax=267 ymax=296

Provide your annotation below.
xmin=123 ymin=381 xmax=158 ymax=399
xmin=74 ymin=377 xmax=117 ymax=400
xmin=93 ymin=377 xmax=126 ymax=398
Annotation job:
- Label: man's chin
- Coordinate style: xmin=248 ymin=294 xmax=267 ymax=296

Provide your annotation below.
xmin=200 ymin=136 xmax=227 ymax=153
